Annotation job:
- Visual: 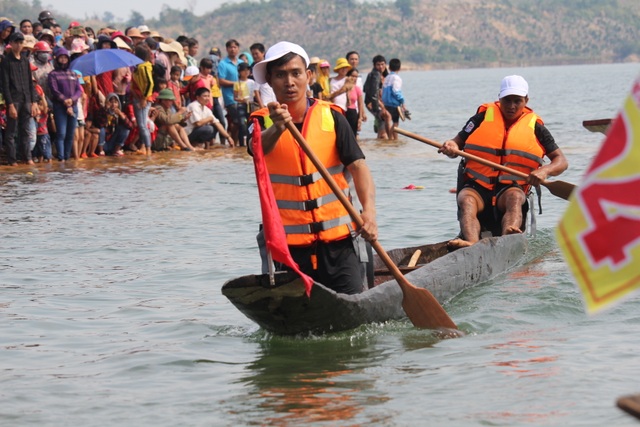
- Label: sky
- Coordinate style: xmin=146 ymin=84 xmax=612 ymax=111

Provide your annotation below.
xmin=43 ymin=0 xmax=242 ymax=21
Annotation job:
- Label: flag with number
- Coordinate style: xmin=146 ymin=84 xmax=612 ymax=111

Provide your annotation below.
xmin=556 ymin=76 xmax=640 ymax=313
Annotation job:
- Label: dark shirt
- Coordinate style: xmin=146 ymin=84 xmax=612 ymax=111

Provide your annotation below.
xmin=309 ymin=82 xmax=323 ymax=100
xmin=47 ymin=69 xmax=82 ymax=105
xmin=1 ymin=51 xmax=38 ymax=105
xmin=363 ymin=69 xmax=381 ymax=111
xmin=248 ymin=98 xmax=365 ymax=167
xmin=456 ymin=109 xmax=559 ymax=154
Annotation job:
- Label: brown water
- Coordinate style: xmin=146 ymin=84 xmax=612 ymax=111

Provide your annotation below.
xmin=2 ymin=63 xmax=640 ymax=426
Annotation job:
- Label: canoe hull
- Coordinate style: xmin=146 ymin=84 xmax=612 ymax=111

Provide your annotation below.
xmin=221 ymin=234 xmax=528 ymax=335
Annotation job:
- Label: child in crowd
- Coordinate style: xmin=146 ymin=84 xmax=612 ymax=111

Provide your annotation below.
xmin=32 ymin=78 xmax=52 ymax=163
xmin=74 ymin=72 xmax=87 ymax=160
xmin=131 ymin=45 xmax=155 ymax=155
xmin=0 ymin=97 xmax=6 ymax=153
xmin=150 ymin=77 xmax=168 ymax=104
xmin=100 ymin=93 xmax=134 ymax=156
xmin=167 ymin=65 xmax=183 ymax=109
xmin=208 ymin=61 xmax=226 ymax=145
xmin=239 ymin=52 xmax=250 ymax=65
xmin=85 ymin=89 xmax=107 ymax=157
xmin=184 ymin=65 xmax=203 ymax=104
xmin=308 ymin=64 xmax=323 ymax=99
xmin=381 ymin=58 xmax=408 ymax=140
xmin=233 ymin=62 xmax=261 ymax=147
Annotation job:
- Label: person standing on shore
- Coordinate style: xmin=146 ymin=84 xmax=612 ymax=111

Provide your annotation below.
xmin=48 ymin=46 xmax=82 ymax=162
xmin=328 ymin=58 xmax=352 ymax=111
xmin=344 ymin=67 xmax=366 ymax=137
xmin=250 ymin=42 xmax=276 ymax=105
xmin=131 ymin=44 xmax=155 ymax=155
xmin=363 ymin=54 xmax=389 ymax=139
xmin=1 ymin=31 xmax=39 ymax=165
xmin=217 ymin=39 xmax=242 ymax=145
xmin=381 ymin=58 xmax=407 ymax=140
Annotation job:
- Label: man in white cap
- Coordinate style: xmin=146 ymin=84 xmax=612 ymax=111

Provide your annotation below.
xmin=249 ymin=41 xmax=378 ymax=295
xmin=440 ymin=75 xmax=568 ymax=247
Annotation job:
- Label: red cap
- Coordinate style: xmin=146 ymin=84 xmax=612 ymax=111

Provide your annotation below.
xmin=68 ymin=21 xmax=81 ymax=28
xmin=110 ymin=31 xmax=132 ymax=46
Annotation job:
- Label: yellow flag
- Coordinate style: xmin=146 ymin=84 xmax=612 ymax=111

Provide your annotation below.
xmin=556 ymin=76 xmax=640 ymax=313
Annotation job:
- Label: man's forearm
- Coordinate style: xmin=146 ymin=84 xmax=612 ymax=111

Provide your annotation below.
xmin=348 ymin=159 xmax=376 ymax=214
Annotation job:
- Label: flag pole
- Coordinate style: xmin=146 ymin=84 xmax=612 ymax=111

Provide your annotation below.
xmin=267 ymin=250 xmax=275 ymax=286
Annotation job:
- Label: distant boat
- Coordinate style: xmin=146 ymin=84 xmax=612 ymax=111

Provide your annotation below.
xmin=582 ymin=118 xmax=612 ymax=135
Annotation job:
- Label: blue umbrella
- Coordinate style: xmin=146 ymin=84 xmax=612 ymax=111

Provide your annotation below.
xmin=70 ymin=49 xmax=143 ymax=76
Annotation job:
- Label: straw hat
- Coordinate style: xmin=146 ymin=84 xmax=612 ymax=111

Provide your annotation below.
xmin=149 ymin=31 xmax=163 ymax=42
xmin=159 ymin=40 xmax=187 ymax=65
xmin=114 ymin=37 xmax=132 ymax=51
xmin=333 ymin=57 xmax=350 ymax=72
xmin=125 ymin=27 xmax=144 ymax=39
xmin=23 ymin=34 xmax=37 ymax=50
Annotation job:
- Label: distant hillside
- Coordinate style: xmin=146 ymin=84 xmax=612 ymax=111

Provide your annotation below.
xmin=3 ymin=0 xmax=640 ymax=69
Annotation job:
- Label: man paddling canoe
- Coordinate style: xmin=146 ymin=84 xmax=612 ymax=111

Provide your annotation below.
xmin=439 ymin=75 xmax=568 ymax=247
xmin=249 ymin=41 xmax=378 ymax=294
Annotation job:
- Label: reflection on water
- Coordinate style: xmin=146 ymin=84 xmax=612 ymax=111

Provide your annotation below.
xmin=3 ymin=64 xmax=640 ymax=427
xmin=240 ymin=334 xmax=389 ymax=426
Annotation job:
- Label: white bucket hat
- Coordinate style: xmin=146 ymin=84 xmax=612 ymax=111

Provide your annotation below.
xmin=252 ymin=41 xmax=309 ymax=85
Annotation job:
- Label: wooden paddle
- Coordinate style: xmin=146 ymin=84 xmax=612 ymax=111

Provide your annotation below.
xmin=618 ymin=394 xmax=640 ymax=420
xmin=396 ymin=128 xmax=576 ymax=201
xmin=285 ymin=121 xmax=459 ymax=332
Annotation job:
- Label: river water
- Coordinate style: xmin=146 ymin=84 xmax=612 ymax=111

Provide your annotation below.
xmin=2 ymin=63 xmax=640 ymax=426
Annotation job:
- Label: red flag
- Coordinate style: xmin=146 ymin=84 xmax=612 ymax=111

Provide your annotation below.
xmin=251 ymin=119 xmax=315 ymax=296
xmin=556 ymin=75 xmax=640 ymax=313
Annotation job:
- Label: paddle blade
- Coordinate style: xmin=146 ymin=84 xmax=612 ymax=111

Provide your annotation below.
xmin=618 ymin=394 xmax=640 ymax=420
xmin=544 ymin=180 xmax=576 ymax=201
xmin=398 ymin=276 xmax=458 ymax=330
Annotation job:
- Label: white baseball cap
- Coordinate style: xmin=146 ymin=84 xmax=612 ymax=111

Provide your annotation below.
xmin=185 ymin=65 xmax=199 ymax=77
xmin=184 ymin=65 xmax=200 ymax=81
xmin=252 ymin=41 xmax=310 ymax=85
xmin=499 ymin=75 xmax=528 ymax=99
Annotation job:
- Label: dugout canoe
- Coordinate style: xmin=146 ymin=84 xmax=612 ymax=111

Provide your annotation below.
xmin=582 ymin=118 xmax=612 ymax=134
xmin=221 ymin=234 xmax=528 ymax=335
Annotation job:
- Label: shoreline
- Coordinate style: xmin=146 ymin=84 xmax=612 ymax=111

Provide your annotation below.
xmin=0 ymin=144 xmax=246 ymax=174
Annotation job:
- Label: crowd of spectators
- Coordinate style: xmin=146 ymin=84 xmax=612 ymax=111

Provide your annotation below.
xmin=0 ymin=10 xmax=397 ymax=166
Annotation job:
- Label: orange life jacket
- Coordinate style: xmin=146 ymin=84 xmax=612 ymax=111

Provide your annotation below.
xmin=464 ymin=102 xmax=545 ymax=193
xmin=250 ymin=100 xmax=356 ymax=246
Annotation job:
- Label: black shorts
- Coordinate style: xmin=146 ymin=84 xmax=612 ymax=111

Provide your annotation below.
xmin=226 ymin=104 xmax=239 ymax=123
xmin=459 ymin=180 xmax=530 ymax=237
xmin=279 ymin=237 xmax=364 ymax=295
xmin=384 ymin=105 xmax=400 ymax=124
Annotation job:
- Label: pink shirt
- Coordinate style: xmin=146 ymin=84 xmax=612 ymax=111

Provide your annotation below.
xmin=347 ymin=85 xmax=362 ymax=109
